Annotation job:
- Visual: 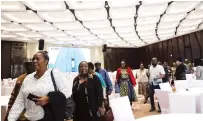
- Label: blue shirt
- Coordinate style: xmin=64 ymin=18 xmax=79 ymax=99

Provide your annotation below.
xmin=96 ymin=68 xmax=113 ymax=93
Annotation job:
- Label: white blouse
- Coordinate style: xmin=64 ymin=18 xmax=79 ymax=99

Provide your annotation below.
xmin=8 ymin=69 xmax=72 ymax=121
xmin=136 ymin=69 xmax=149 ymax=82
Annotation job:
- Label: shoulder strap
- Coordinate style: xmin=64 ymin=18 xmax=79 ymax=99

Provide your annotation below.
xmin=51 ymin=69 xmax=58 ymax=91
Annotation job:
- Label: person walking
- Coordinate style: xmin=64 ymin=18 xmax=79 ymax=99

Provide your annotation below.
xmin=148 ymin=58 xmax=165 ymax=112
xmin=136 ymin=63 xmax=149 ymax=104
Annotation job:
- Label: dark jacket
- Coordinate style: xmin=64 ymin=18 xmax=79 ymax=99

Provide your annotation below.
xmin=43 ymin=91 xmax=66 ymax=121
xmin=175 ymin=63 xmax=186 ymax=80
xmin=72 ymin=75 xmax=104 ymax=121
xmin=162 ymin=67 xmax=169 ymax=83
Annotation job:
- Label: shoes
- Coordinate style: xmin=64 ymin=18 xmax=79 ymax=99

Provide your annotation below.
xmin=149 ymin=108 xmax=155 ymax=112
xmin=157 ymin=109 xmax=161 ymax=112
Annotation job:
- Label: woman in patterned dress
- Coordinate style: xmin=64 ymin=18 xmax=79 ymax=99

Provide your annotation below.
xmin=136 ymin=63 xmax=149 ymax=104
xmin=116 ymin=59 xmax=136 ymax=106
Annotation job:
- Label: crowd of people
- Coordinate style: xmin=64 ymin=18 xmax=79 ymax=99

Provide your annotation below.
xmin=4 ymin=50 xmax=203 ymax=121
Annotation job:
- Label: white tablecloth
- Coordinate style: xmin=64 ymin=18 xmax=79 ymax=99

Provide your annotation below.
xmin=169 ymin=92 xmax=197 ymax=113
xmin=110 ymin=96 xmax=135 ymax=121
xmin=1 ymin=96 xmax=10 ymax=121
xmin=0 ymin=96 xmax=10 ymax=106
xmin=135 ymin=114 xmax=203 ymax=121
xmin=1 ymin=87 xmax=13 ymax=96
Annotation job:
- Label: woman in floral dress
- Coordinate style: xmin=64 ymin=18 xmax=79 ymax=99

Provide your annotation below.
xmin=116 ymin=59 xmax=136 ymax=106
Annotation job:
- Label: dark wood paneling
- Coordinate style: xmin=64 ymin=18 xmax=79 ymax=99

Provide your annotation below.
xmin=11 ymin=42 xmax=27 ymax=78
xmin=168 ymin=40 xmax=173 ymax=64
xmin=104 ymin=47 xmax=146 ymax=71
xmin=184 ymin=35 xmax=190 ymax=47
xmin=1 ymin=41 xmax=27 ymax=79
xmin=158 ymin=42 xmax=163 ymax=63
xmin=104 ymin=30 xmax=203 ymax=71
xmin=163 ymin=41 xmax=168 ymax=62
xmin=171 ymin=38 xmax=179 ymax=61
xmin=177 ymin=36 xmax=185 ymax=59
xmin=195 ymin=31 xmax=203 ymax=58
xmin=1 ymin=41 xmax=12 ymax=79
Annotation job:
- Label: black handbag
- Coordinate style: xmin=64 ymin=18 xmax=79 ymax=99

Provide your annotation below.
xmin=51 ymin=69 xmax=75 ymax=120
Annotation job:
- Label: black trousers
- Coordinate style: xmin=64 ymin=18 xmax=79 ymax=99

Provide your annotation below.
xmin=148 ymin=84 xmax=160 ymax=109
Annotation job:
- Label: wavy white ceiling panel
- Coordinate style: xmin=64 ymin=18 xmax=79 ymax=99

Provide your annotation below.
xmin=38 ymin=10 xmax=75 ymax=23
xmin=2 ymin=11 xmax=44 ymax=23
xmin=1 ymin=1 xmax=26 ymax=11
xmin=67 ymin=1 xmax=105 ymax=10
xmin=75 ymin=9 xmax=107 ymax=21
xmin=1 ymin=1 xmax=203 ymax=48
xmin=83 ymin=20 xmax=110 ymax=29
xmin=2 ymin=23 xmax=28 ymax=31
xmin=110 ymin=8 xmax=136 ymax=19
xmin=23 ymin=1 xmax=66 ymax=11
xmin=166 ymin=1 xmax=200 ymax=14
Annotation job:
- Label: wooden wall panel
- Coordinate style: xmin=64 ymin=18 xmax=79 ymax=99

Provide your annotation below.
xmin=163 ymin=41 xmax=168 ymax=62
xmin=171 ymin=38 xmax=179 ymax=61
xmin=167 ymin=40 xmax=173 ymax=64
xmin=195 ymin=31 xmax=203 ymax=58
xmin=177 ymin=37 xmax=185 ymax=59
xmin=1 ymin=41 xmax=27 ymax=79
xmin=158 ymin=42 xmax=164 ymax=63
xmin=11 ymin=42 xmax=27 ymax=78
xmin=1 ymin=41 xmax=12 ymax=79
xmin=104 ymin=30 xmax=203 ymax=71
xmin=184 ymin=35 xmax=190 ymax=47
xmin=190 ymin=33 xmax=200 ymax=60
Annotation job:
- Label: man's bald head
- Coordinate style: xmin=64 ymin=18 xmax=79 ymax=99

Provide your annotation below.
xmin=151 ymin=57 xmax=158 ymax=67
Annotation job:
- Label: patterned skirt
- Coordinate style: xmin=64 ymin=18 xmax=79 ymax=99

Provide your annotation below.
xmin=119 ymin=79 xmax=137 ymax=102
xmin=138 ymin=82 xmax=148 ymax=97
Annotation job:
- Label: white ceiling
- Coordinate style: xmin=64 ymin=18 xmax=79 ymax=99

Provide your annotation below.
xmin=1 ymin=1 xmax=203 ymax=48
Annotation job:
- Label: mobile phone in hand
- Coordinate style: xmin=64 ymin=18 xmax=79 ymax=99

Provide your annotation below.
xmin=27 ymin=93 xmax=39 ymax=102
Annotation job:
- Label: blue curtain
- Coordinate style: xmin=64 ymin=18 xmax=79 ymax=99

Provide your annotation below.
xmin=48 ymin=47 xmax=90 ymax=72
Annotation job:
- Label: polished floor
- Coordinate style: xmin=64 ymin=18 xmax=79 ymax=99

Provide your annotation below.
xmin=65 ymin=96 xmax=160 ymax=121
xmin=132 ymin=100 xmax=160 ymax=119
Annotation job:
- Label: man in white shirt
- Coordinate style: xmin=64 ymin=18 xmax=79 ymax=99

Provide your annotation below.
xmin=148 ymin=58 xmax=165 ymax=112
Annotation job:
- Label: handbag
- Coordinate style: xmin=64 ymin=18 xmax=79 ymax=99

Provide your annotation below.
xmin=99 ymin=94 xmax=114 ymax=121
xmin=114 ymin=82 xmax=120 ymax=93
xmin=51 ymin=69 xmax=75 ymax=120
